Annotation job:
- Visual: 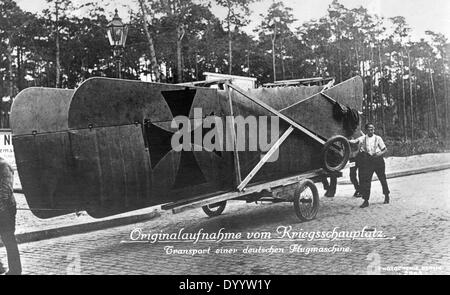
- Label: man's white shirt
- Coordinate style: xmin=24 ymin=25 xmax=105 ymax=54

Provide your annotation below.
xmin=356 ymin=134 xmax=386 ymax=155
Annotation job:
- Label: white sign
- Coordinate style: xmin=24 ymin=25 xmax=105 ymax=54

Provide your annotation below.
xmin=0 ymin=129 xmax=16 ymax=169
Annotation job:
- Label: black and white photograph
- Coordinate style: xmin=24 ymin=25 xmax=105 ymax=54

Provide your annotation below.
xmin=0 ymin=0 xmax=449 ymax=279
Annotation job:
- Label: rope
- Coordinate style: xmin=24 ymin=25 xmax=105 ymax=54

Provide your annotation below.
xmin=332 ymin=101 xmax=360 ymax=136
xmin=319 ymin=90 xmax=360 ymax=137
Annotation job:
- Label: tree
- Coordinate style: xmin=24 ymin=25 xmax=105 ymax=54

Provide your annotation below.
xmin=1 ymin=0 xmax=448 ymax=143
xmin=327 ymin=0 xmax=348 ymax=82
xmin=257 ymin=1 xmax=295 ymax=82
xmin=426 ymin=31 xmax=449 ymax=136
xmin=390 ymin=16 xmax=411 ymax=141
xmin=154 ymin=0 xmax=212 ymax=83
xmin=215 ymin=0 xmax=257 ymax=75
xmin=138 ymin=0 xmax=160 ymax=82
xmin=297 ymin=18 xmax=331 ymax=77
xmin=44 ymin=0 xmax=72 ymax=88
xmin=0 ymin=0 xmax=32 ymax=98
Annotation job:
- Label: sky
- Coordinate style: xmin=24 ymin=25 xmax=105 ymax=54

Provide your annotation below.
xmin=15 ymin=0 xmax=450 ymax=40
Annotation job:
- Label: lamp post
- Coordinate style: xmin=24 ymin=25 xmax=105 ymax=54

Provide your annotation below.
xmin=107 ymin=9 xmax=128 ymax=79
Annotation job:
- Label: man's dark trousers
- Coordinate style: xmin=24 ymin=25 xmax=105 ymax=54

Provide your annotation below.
xmin=322 ymin=176 xmax=337 ymax=196
xmin=0 ymin=207 xmax=21 ymax=275
xmin=359 ymin=153 xmax=390 ymax=201
xmin=349 ymin=157 xmax=360 ymax=192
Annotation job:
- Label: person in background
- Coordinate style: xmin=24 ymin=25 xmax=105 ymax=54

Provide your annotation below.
xmin=0 ymin=157 xmax=22 ymax=275
xmin=322 ymin=175 xmax=337 ymax=198
xmin=349 ymin=130 xmax=364 ymax=198
xmin=0 ymin=260 xmax=6 ymax=274
xmin=351 ymin=123 xmax=390 ymax=208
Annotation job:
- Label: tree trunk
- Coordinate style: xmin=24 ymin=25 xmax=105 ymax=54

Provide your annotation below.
xmin=271 ymin=38 xmax=276 ymax=82
xmin=400 ymin=53 xmax=407 ymax=141
xmin=290 ymin=55 xmax=294 ymax=79
xmin=355 ymin=45 xmax=359 ymax=75
xmin=427 ymin=73 xmax=432 ymax=133
xmin=442 ymin=57 xmax=448 ymax=138
xmin=386 ymin=52 xmax=393 ymax=136
xmin=401 ymin=75 xmax=407 ymax=141
xmin=281 ymin=43 xmax=285 ymax=81
xmin=369 ymin=45 xmax=374 ymax=124
xmin=387 ymin=52 xmax=392 ymax=105
xmin=195 ymin=53 xmax=199 ymax=80
xmin=407 ymin=48 xmax=414 ymax=141
xmin=361 ymin=43 xmax=367 ymax=119
xmin=6 ymin=43 xmax=14 ymax=98
xmin=176 ymin=24 xmax=184 ymax=83
xmin=315 ymin=56 xmax=319 ymax=76
xmin=430 ymin=69 xmax=439 ymax=131
xmin=335 ymin=20 xmax=342 ymax=82
xmin=378 ymin=44 xmax=385 ymax=136
xmin=247 ymin=50 xmax=250 ymax=77
xmin=361 ymin=43 xmax=365 ymax=78
xmin=138 ymin=0 xmax=160 ymax=82
xmin=17 ymin=46 xmax=22 ymax=91
xmin=55 ymin=1 xmax=61 ymax=88
xmin=414 ymin=70 xmax=420 ymax=130
xmin=227 ymin=17 xmax=232 ymax=75
xmin=415 ymin=70 xmax=423 ymax=131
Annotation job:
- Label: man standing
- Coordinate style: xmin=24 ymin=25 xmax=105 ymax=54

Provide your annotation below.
xmin=351 ymin=123 xmax=390 ymax=208
xmin=0 ymin=157 xmax=22 ymax=275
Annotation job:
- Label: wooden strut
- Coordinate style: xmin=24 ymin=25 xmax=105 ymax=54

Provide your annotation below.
xmin=177 ymin=78 xmax=231 ymax=87
xmin=225 ymin=83 xmax=327 ymax=192
xmin=225 ymin=83 xmax=242 ymax=186
xmin=319 ymin=91 xmax=337 ymax=103
xmin=278 ymin=81 xmax=336 ymax=112
xmin=237 ymin=126 xmax=294 ymax=191
xmin=226 ymin=83 xmax=326 ymax=146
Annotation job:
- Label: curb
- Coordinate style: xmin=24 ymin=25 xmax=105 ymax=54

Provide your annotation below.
xmin=4 ymin=163 xmax=448 ymax=247
xmin=337 ymin=163 xmax=450 ymax=185
xmin=0 ymin=210 xmax=160 ymax=247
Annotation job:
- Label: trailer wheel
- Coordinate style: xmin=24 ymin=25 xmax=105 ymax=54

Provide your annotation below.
xmin=322 ymin=135 xmax=350 ymax=172
xmin=293 ymin=179 xmax=319 ymax=222
xmin=202 ymin=201 xmax=226 ymax=217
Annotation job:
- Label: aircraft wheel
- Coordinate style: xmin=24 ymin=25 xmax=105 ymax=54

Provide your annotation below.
xmin=293 ymin=179 xmax=319 ymax=222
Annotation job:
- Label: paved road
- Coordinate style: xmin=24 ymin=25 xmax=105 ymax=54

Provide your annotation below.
xmin=2 ymin=169 xmax=449 ymax=275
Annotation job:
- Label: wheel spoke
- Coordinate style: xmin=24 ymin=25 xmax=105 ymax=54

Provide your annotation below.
xmin=322 ymin=136 xmax=350 ymax=173
xmin=298 ymin=187 xmax=314 ymax=219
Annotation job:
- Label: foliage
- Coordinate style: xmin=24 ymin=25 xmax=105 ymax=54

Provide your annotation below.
xmin=0 ymin=0 xmax=448 ymax=147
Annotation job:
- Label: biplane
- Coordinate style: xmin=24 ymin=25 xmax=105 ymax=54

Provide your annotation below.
xmin=10 ymin=76 xmax=363 ymax=221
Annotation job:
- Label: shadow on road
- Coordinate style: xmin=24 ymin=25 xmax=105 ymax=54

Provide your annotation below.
xmin=176 ymin=197 xmax=361 ymax=234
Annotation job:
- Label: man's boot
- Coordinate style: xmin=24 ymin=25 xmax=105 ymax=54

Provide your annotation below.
xmin=384 ymin=194 xmax=390 ymax=204
xmin=325 ymin=189 xmax=335 ymax=198
xmin=360 ymin=200 xmax=369 ymax=208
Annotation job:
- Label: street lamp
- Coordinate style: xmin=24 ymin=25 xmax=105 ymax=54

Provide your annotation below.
xmin=107 ymin=9 xmax=128 ymax=79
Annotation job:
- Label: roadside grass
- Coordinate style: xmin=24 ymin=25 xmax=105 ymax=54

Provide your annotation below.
xmin=385 ymin=137 xmax=450 ymax=157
